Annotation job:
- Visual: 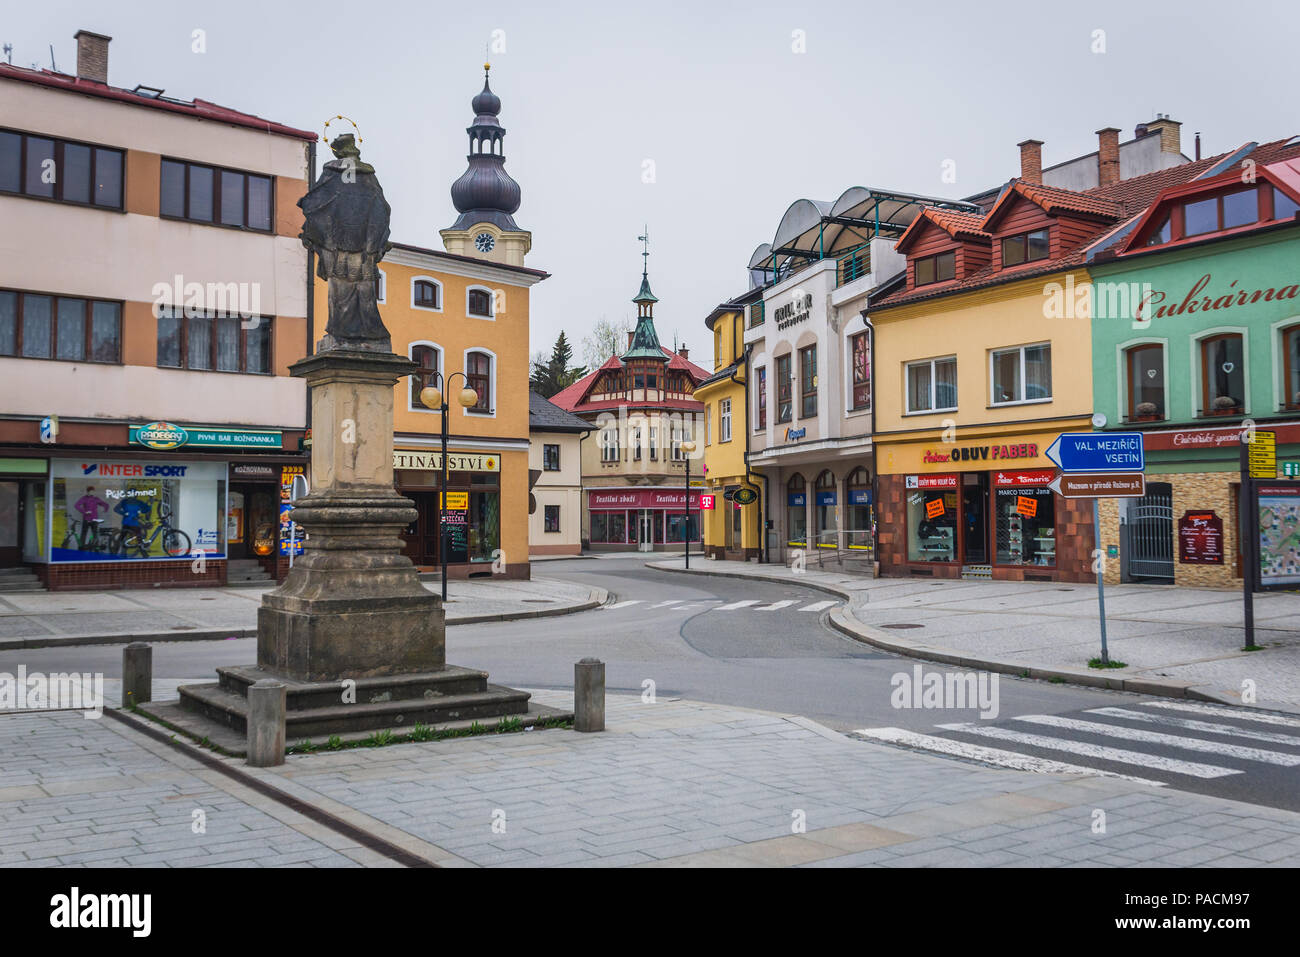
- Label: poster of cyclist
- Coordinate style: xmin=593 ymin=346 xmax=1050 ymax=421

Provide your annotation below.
xmin=49 ymin=459 xmax=227 ymax=561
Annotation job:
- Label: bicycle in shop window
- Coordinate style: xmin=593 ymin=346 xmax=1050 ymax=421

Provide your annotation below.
xmin=117 ymin=503 xmax=193 ymax=559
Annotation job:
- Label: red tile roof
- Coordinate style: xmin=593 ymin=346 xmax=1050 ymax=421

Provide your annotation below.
xmin=872 ymin=136 xmax=1300 ymax=311
xmin=0 ymin=63 xmax=317 ymax=142
xmin=896 ymin=208 xmax=989 ymax=252
xmin=550 ymin=347 xmax=710 ymax=413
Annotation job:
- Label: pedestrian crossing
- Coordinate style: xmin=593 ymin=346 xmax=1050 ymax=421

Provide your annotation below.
xmin=602 ymin=597 xmax=839 ymax=614
xmin=854 ymin=700 xmax=1300 ymax=787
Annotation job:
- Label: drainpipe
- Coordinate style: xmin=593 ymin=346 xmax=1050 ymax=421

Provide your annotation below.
xmin=862 ymin=310 xmax=877 ymax=570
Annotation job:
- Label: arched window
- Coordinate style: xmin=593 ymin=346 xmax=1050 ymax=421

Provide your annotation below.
xmin=1124 ymin=343 xmax=1165 ymax=421
xmin=467 ymin=287 xmax=493 ymax=318
xmin=412 ymin=278 xmax=440 ymax=310
xmin=1199 ymin=333 xmax=1244 ymax=416
xmin=786 ymin=473 xmax=807 ymax=548
xmin=1283 ymin=324 xmax=1300 ymax=411
xmin=466 ymin=351 xmax=492 ymax=413
xmin=410 ymin=344 xmax=439 ymax=410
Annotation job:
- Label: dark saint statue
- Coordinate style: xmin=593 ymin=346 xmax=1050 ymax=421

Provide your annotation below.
xmin=299 ymin=134 xmax=393 ymax=352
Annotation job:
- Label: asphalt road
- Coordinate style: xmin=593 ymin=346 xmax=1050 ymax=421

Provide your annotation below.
xmin=4 ymin=554 xmax=1298 ymax=811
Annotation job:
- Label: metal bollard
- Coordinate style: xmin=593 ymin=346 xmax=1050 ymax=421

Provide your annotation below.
xmin=122 ymin=642 xmax=152 ymax=709
xmin=247 ymin=678 xmax=286 ymax=767
xmin=574 ymin=657 xmax=605 ymax=733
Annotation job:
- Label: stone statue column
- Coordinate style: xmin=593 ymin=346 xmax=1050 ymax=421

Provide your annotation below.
xmin=256 ymin=136 xmax=444 ymax=681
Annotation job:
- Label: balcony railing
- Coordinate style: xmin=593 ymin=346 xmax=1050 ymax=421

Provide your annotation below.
xmin=836 ymin=247 xmax=871 ymax=288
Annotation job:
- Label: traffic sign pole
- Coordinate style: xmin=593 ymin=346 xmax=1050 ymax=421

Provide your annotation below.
xmin=1240 ymin=438 xmax=1255 ymax=648
xmin=1094 ymin=497 xmax=1109 ymax=666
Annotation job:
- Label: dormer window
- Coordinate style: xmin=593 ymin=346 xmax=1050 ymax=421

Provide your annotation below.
xmin=1146 ymin=214 xmax=1172 ymax=247
xmin=1274 ymin=187 xmax=1300 ymax=221
xmin=915 ymin=251 xmax=955 ymax=286
xmin=1001 ymin=228 xmax=1049 ymax=267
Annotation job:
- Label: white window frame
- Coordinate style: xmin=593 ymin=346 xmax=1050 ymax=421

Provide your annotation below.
xmin=1190 ymin=326 xmax=1250 ymax=418
xmin=753 ymin=364 xmax=767 ymax=432
xmin=407 ymin=340 xmax=444 ymax=413
xmin=466 ymin=284 xmax=495 ymax=320
xmin=904 ymin=356 xmax=958 ymax=415
xmin=410 ymin=275 xmax=443 ymax=313
xmin=989 ymin=341 xmax=1053 ymax=407
xmin=649 ymin=425 xmax=658 ymax=460
xmin=1115 ymin=337 xmax=1169 ymax=423
xmin=462 ymin=346 xmax=497 ymax=417
xmin=719 ymin=398 xmax=732 ymax=442
xmin=601 ymin=426 xmax=621 ymax=463
xmin=632 ymin=425 xmax=643 ymax=461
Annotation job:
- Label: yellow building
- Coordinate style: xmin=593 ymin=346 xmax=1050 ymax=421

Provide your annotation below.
xmin=312 ymin=65 xmax=548 ymax=579
xmin=698 ymin=298 xmax=764 ymax=560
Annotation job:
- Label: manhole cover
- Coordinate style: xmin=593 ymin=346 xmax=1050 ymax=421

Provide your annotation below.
xmin=880 ymin=623 xmax=924 ymax=630
xmin=1057 ymin=588 xmax=1075 ymax=592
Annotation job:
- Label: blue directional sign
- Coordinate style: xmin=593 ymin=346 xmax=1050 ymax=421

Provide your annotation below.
xmin=1045 ymin=432 xmax=1145 ymax=473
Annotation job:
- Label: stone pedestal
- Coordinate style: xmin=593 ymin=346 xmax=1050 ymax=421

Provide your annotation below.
xmin=257 ymin=349 xmax=444 ymax=681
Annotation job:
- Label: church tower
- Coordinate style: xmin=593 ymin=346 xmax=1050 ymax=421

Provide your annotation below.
xmin=440 ymin=63 xmax=531 ymax=266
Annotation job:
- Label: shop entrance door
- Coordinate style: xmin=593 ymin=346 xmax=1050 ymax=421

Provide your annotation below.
xmin=1123 ymin=482 xmax=1174 ymax=582
xmin=961 ymin=474 xmax=989 ymax=565
xmin=228 ymin=484 xmax=277 ymax=560
xmin=400 ymin=492 xmax=442 ymax=566
xmin=638 ymin=510 xmax=654 ymax=552
xmin=0 ymin=481 xmax=20 ymax=567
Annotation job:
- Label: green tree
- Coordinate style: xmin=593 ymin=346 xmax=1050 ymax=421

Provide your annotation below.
xmin=530 ymin=331 xmax=586 ymax=397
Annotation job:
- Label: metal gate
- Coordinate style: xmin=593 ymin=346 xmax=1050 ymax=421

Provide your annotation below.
xmin=1123 ymin=484 xmax=1174 ymax=582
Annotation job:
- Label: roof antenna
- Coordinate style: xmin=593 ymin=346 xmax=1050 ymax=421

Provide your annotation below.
xmin=49 ymin=44 xmax=56 ymax=72
xmin=3 ymin=44 xmax=12 ymax=65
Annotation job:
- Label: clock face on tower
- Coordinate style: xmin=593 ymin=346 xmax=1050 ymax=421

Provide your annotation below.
xmin=474 ymin=232 xmax=496 ymax=253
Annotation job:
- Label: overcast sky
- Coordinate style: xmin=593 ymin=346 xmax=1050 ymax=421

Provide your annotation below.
xmin=8 ymin=0 xmax=1298 ymax=368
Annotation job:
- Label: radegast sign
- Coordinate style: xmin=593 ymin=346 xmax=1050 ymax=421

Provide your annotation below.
xmin=130 ymin=422 xmax=281 ymax=450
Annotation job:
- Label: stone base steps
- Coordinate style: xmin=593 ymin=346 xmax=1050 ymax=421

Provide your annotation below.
xmin=226 ymin=559 xmax=272 ymax=585
xmin=0 ymin=568 xmax=44 ymax=592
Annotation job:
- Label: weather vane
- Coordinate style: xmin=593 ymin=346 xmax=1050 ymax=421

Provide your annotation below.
xmin=322 ymin=114 xmax=362 ymax=145
xmin=638 ymin=226 xmax=650 ymax=276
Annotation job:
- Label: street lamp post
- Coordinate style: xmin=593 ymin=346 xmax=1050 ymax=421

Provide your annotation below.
xmin=419 ymin=374 xmax=479 ymax=602
xmin=681 ymin=439 xmax=697 ymax=568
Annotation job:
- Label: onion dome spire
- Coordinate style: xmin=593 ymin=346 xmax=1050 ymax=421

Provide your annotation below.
xmin=448 ymin=62 xmax=522 ymax=231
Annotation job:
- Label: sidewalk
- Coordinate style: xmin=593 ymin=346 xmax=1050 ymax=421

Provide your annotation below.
xmin=648 ymin=557 xmax=1300 ymax=712
xmin=0 ymin=577 xmax=605 ymax=650
xmin=4 ymin=690 xmax=1299 ymax=867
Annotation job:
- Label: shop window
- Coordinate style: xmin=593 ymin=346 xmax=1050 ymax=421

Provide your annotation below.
xmin=995 ymin=486 xmax=1056 ymax=567
xmin=467 ymin=287 xmax=493 ymax=318
xmin=906 ymin=356 xmax=957 ymax=413
xmin=160 ymin=158 xmax=270 ymax=230
xmin=786 ymin=473 xmax=807 ymax=547
xmin=914 ymin=251 xmax=955 ymax=286
xmin=907 ymin=478 xmax=957 ymax=562
xmin=846 ymin=467 xmax=872 ymax=551
xmin=412 ymin=278 xmax=441 ymax=310
xmin=0 ymin=289 xmax=120 ymax=363
xmin=719 ymin=399 xmax=732 ymax=442
xmin=776 ymin=354 xmax=792 ymax=422
xmin=1199 ymin=333 xmax=1245 ymax=415
xmin=1283 ymin=325 xmax=1300 ymax=411
xmin=157 ymin=309 xmax=271 ymax=374
xmin=1001 ymin=228 xmax=1049 ymax=267
xmin=50 ymin=459 xmax=226 ymax=562
xmin=1125 ymin=343 xmax=1166 ymax=420
xmin=543 ymin=444 xmax=560 ymax=471
xmin=468 ymin=486 xmax=500 ymax=562
xmin=466 ymin=351 xmax=492 ymax=413
xmin=666 ymin=512 xmax=699 ymax=543
xmin=850 ymin=331 xmax=871 ymax=410
xmin=990 ymin=343 xmax=1051 ymax=405
xmin=799 ymin=345 xmax=817 ymax=418
xmin=0 ymin=128 xmax=124 ymax=209
xmin=544 ymin=505 xmax=560 ymax=533
xmin=814 ymin=470 xmax=836 ymax=547
xmin=410 ymin=344 xmax=439 ymax=409
xmin=756 ymin=366 xmax=767 ymax=429
xmin=590 ymin=511 xmax=626 ymax=543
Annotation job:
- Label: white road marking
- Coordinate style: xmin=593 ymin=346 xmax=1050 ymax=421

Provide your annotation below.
xmin=1014 ymin=714 xmax=1300 ymax=766
xmin=755 ymin=600 xmax=797 ymax=611
xmin=648 ymin=600 xmax=684 ymax=608
xmin=1139 ymin=700 xmax=1300 ymax=730
xmin=937 ymin=722 xmax=1241 ymax=779
xmin=852 ymin=727 xmax=1166 ymax=787
xmin=604 ymin=600 xmax=644 ymax=610
xmin=1088 ymin=707 xmax=1300 ymax=747
xmin=714 ymin=599 xmax=760 ymax=611
xmin=799 ymin=600 xmax=837 ymax=612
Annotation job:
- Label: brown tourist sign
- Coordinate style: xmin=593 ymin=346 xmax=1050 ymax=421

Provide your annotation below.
xmin=1047 ymin=472 xmax=1146 ymax=499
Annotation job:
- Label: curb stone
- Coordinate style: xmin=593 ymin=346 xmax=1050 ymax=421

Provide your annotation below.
xmin=0 ymin=586 xmax=608 ymax=651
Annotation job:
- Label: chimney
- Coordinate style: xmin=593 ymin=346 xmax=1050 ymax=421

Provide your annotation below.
xmin=678 ymin=344 xmax=689 ymax=360
xmin=1144 ymin=115 xmax=1182 ymax=156
xmin=626 ymin=331 xmax=634 ymax=350
xmin=1135 ymin=122 xmax=1149 ymax=138
xmin=1195 ymin=132 xmax=1202 ymax=161
xmin=1017 ymin=139 xmax=1043 ymax=185
xmin=1096 ymin=127 xmax=1121 ymax=187
xmin=74 ymin=29 xmax=111 ymax=84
